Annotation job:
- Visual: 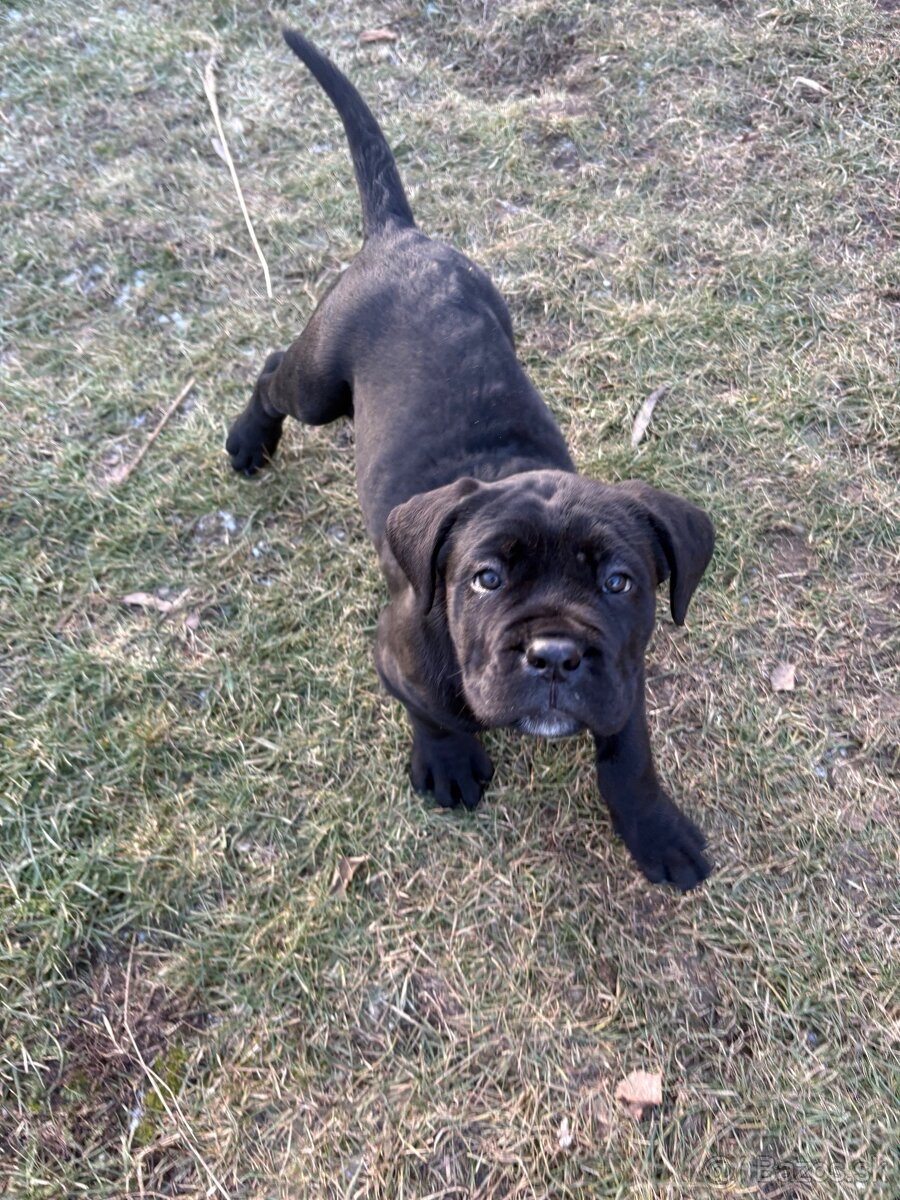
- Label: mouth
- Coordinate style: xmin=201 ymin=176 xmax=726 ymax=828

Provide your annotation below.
xmin=516 ymin=711 xmax=585 ymax=739
xmin=515 ymin=675 xmax=587 ymax=739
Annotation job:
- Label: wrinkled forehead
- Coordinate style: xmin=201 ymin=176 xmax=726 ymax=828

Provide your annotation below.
xmin=461 ymin=476 xmax=649 ymax=561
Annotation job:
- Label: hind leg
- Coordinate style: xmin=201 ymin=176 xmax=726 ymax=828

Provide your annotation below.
xmin=226 ymin=299 xmax=353 ymax=475
xmin=226 ymin=350 xmax=289 ymax=475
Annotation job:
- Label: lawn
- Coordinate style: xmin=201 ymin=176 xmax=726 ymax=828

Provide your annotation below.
xmin=1 ymin=1 xmax=897 ymax=1197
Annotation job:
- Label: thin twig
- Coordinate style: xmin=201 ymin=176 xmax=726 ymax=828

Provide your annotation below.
xmin=203 ymin=55 xmax=273 ymax=300
xmin=109 ymin=378 xmax=195 ymax=486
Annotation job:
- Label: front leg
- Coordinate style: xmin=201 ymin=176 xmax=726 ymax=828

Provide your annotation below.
xmin=408 ymin=712 xmax=494 ymax=812
xmin=594 ymin=692 xmax=711 ymax=891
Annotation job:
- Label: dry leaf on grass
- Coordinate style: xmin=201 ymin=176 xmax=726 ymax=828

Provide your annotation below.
xmin=329 ymin=855 xmax=369 ymax=897
xmin=630 ymin=385 xmax=669 ymax=448
xmin=792 ymin=75 xmax=829 ymax=97
xmin=359 ymin=28 xmax=397 ymax=43
xmin=615 ymin=1069 xmax=662 ymax=1120
xmin=121 ymin=591 xmax=189 ymax=615
xmin=770 ymin=662 xmax=796 ymax=692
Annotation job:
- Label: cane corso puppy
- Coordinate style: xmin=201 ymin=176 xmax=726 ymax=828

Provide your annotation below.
xmin=225 ymin=30 xmax=716 ymax=890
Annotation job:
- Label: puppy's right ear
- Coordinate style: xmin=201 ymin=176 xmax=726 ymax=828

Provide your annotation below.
xmin=385 ymin=477 xmax=485 ymax=613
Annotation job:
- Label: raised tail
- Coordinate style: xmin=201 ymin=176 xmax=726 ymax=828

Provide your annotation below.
xmin=282 ymin=28 xmax=415 ymax=238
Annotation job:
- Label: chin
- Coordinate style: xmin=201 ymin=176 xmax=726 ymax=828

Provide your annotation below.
xmin=516 ymin=713 xmax=585 ymax=739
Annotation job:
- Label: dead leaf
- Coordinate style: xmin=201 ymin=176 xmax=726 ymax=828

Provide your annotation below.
xmin=329 ymin=855 xmax=369 ymax=897
xmin=792 ymin=75 xmax=829 ymax=97
xmin=359 ymin=28 xmax=397 ymax=43
xmin=121 ymin=590 xmax=188 ymax=615
xmin=770 ymin=662 xmax=796 ymax=692
xmin=630 ymin=385 xmax=669 ymax=448
xmin=615 ymin=1069 xmax=662 ymax=1120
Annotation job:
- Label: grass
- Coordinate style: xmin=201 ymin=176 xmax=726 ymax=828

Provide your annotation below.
xmin=1 ymin=0 xmax=898 ymax=1196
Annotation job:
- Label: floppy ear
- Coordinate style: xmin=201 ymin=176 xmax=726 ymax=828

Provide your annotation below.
xmin=618 ymin=481 xmax=715 ymax=625
xmin=385 ymin=477 xmax=485 ymax=612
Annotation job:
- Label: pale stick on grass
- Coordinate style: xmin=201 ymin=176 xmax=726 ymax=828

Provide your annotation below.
xmin=202 ymin=55 xmax=273 ymax=301
xmin=109 ymin=377 xmax=195 ymax=486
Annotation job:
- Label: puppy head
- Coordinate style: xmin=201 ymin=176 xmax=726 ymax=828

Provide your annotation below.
xmin=386 ymin=470 xmax=714 ymax=736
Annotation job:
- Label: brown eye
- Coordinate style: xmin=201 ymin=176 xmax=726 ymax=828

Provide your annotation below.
xmin=604 ymin=572 xmax=632 ymax=594
xmin=473 ymin=568 xmax=502 ymax=592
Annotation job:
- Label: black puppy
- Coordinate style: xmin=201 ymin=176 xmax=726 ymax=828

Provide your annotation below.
xmin=226 ymin=30 xmax=715 ymax=891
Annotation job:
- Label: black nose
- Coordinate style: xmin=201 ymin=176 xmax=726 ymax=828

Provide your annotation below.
xmin=525 ymin=637 xmax=583 ymax=678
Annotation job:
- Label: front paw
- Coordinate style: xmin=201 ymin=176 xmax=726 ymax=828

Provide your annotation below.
xmin=612 ymin=794 xmax=711 ymax=892
xmin=409 ymin=732 xmax=494 ymax=811
xmin=225 ymin=410 xmax=283 ymax=476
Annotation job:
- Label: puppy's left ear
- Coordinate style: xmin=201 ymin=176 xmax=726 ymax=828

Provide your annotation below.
xmin=618 ymin=481 xmax=715 ymax=625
